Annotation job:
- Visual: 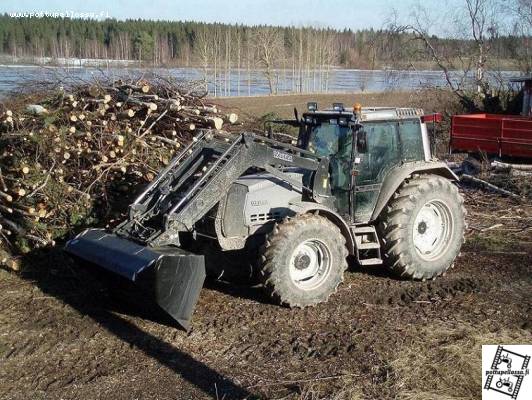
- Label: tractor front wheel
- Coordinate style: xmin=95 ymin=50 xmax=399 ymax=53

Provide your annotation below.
xmin=260 ymin=214 xmax=348 ymax=307
xmin=378 ymin=174 xmax=466 ymax=280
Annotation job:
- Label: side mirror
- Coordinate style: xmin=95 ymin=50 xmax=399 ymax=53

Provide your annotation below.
xmin=357 ymin=130 xmax=368 ymax=153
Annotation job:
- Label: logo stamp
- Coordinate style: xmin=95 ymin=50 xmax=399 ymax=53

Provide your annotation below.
xmin=483 ymin=345 xmax=531 ymax=399
xmin=272 ymin=149 xmax=293 ymax=163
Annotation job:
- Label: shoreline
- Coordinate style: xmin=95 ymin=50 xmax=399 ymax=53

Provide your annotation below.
xmin=0 ymin=62 xmax=522 ymax=74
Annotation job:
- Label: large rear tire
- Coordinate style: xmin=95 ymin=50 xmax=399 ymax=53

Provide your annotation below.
xmin=378 ymin=174 xmax=466 ymax=280
xmin=260 ymin=214 xmax=348 ymax=307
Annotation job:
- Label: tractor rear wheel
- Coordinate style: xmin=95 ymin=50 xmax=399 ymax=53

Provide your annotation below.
xmin=260 ymin=214 xmax=348 ymax=307
xmin=378 ymin=174 xmax=466 ymax=280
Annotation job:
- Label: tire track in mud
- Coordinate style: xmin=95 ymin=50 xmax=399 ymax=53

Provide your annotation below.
xmin=366 ymin=277 xmax=480 ymax=306
xmin=183 ymin=253 xmax=528 ymax=381
xmin=0 ymin=231 xmax=530 ymax=399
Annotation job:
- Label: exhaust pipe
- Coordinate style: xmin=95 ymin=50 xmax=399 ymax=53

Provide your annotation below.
xmin=64 ymin=229 xmax=206 ymax=330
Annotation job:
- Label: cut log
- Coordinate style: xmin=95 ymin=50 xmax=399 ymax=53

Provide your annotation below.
xmin=226 ymin=113 xmax=238 ymax=124
xmin=208 ymin=117 xmax=224 ymax=130
xmin=0 ymin=191 xmax=13 ymax=202
xmin=0 ymin=204 xmax=13 ymax=214
xmin=0 ymin=254 xmax=20 ymax=271
xmin=491 ymin=160 xmax=532 ymax=171
xmin=119 ymin=109 xmax=135 ymax=119
xmin=154 ymin=136 xmax=181 ymax=147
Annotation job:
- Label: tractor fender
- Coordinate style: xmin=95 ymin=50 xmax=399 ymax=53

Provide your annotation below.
xmin=288 ymin=201 xmax=355 ymax=254
xmin=370 ymin=161 xmax=459 ymax=222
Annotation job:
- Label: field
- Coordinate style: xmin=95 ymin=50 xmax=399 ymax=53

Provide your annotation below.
xmin=213 ymin=92 xmax=425 ymax=119
xmin=0 ymin=93 xmax=531 ymax=400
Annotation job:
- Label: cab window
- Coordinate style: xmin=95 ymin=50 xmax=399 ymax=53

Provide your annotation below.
xmin=356 ymin=122 xmax=400 ymax=184
xmin=399 ymin=119 xmax=424 ymax=161
xmin=307 ymin=122 xmax=351 ymax=157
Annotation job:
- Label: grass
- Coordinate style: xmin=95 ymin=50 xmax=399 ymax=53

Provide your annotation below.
xmin=390 ymin=321 xmax=532 ymax=400
xmin=463 ymin=233 xmax=514 ymax=253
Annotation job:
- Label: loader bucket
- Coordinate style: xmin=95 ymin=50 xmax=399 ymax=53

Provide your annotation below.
xmin=64 ymin=229 xmax=205 ymax=330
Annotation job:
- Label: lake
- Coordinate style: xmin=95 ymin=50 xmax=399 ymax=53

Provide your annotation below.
xmin=0 ymin=65 xmax=518 ymax=98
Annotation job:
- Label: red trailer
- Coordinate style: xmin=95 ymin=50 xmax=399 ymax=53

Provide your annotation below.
xmin=450 ymin=113 xmax=532 ymax=159
xmin=450 ymin=76 xmax=532 ymax=160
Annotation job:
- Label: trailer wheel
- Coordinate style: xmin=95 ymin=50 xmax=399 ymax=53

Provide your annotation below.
xmin=260 ymin=214 xmax=348 ymax=307
xmin=378 ymin=174 xmax=466 ymax=280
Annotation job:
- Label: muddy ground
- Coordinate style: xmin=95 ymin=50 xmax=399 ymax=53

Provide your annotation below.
xmin=1 ymin=190 xmax=530 ymax=400
xmin=1 ymin=93 xmax=531 ymax=399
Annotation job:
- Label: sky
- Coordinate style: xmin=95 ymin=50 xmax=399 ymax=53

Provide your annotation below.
xmin=0 ymin=0 xmax=453 ymax=31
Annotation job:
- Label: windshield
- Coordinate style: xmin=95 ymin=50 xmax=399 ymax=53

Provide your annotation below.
xmin=307 ymin=123 xmax=352 ymax=158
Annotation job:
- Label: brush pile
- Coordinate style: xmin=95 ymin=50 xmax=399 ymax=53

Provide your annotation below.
xmin=0 ymin=77 xmax=239 ymax=269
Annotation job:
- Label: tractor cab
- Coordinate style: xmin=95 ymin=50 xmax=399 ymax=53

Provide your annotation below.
xmin=294 ymin=102 xmax=433 ymax=222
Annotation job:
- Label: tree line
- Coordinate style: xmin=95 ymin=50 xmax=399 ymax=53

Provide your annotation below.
xmin=0 ymin=8 xmax=529 ymax=95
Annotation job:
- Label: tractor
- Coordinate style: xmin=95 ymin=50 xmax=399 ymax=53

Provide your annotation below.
xmin=65 ymin=102 xmax=466 ymax=329
xmin=496 ymin=377 xmax=514 ymax=392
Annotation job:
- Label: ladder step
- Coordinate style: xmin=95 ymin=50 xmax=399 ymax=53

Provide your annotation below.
xmin=358 ymin=258 xmax=383 ymax=266
xmin=353 ymin=226 xmax=377 ymax=234
xmin=357 ymin=242 xmax=381 ymax=250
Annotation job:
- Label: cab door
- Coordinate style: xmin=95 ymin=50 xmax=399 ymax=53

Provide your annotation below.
xmin=353 ymin=121 xmax=401 ymax=222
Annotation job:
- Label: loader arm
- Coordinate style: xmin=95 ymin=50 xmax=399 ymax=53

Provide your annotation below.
xmin=115 ymin=131 xmax=330 ymax=247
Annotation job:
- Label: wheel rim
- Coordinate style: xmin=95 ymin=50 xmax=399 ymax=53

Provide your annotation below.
xmin=288 ymin=239 xmax=332 ymax=290
xmin=412 ymin=200 xmax=453 ymax=261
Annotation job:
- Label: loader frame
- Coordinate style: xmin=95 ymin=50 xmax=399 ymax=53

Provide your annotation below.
xmin=115 ymin=131 xmax=332 ymax=248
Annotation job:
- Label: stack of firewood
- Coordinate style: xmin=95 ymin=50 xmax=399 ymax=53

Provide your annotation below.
xmin=0 ymin=77 xmax=239 ymax=269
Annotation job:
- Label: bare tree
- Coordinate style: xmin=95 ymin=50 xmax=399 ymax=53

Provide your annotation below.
xmin=322 ymin=32 xmax=338 ymax=92
xmin=253 ymin=28 xmax=283 ymax=94
xmin=246 ymin=29 xmax=253 ymax=96
xmin=511 ymin=0 xmax=532 ymax=74
xmin=464 ymin=0 xmax=499 ymax=92
xmin=390 ymin=0 xmax=502 ymax=106
xmin=196 ymin=27 xmax=211 ymax=92
xmin=235 ymin=29 xmax=242 ymax=96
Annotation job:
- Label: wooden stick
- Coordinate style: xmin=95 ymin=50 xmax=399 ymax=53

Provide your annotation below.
xmin=0 ymin=204 xmax=13 ymax=214
xmin=0 ymin=191 xmax=12 ymax=202
xmin=460 ymin=174 xmax=521 ymax=200
xmin=491 ymin=160 xmax=532 ymax=171
xmin=0 ymin=168 xmax=8 ymax=192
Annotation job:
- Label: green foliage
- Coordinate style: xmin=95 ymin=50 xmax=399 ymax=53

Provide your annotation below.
xmin=133 ymin=31 xmax=154 ymax=60
xmin=14 ymin=237 xmax=30 ymax=254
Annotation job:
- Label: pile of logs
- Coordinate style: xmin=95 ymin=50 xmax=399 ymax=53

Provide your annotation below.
xmin=0 ymin=77 xmax=239 ymax=268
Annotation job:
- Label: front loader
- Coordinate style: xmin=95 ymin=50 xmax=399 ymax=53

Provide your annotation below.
xmin=65 ymin=103 xmax=466 ymax=329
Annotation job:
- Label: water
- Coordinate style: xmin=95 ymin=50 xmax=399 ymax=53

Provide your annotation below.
xmin=0 ymin=65 xmax=517 ymax=98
